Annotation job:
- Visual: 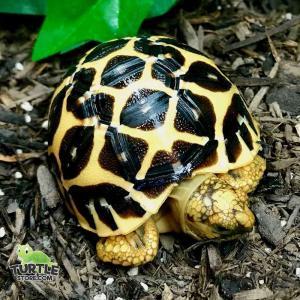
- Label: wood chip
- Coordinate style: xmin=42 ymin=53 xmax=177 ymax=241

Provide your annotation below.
xmin=249 ymin=62 xmax=279 ymax=112
xmin=85 ymin=249 xmax=93 ymax=289
xmin=162 ymin=284 xmax=173 ymax=300
xmin=233 ymin=287 xmax=273 ymax=300
xmin=266 ymin=34 xmax=281 ymax=62
xmin=224 ymin=16 xmax=300 ymax=53
xmin=232 ymin=77 xmax=280 ymax=87
xmin=0 ymin=152 xmax=41 ymax=162
xmin=295 ymin=124 xmax=300 ymax=138
xmin=209 ymin=286 xmax=222 ymax=300
xmin=61 ymin=251 xmax=81 ymax=284
xmin=279 ymin=60 xmax=300 ymax=80
xmin=235 ymin=22 xmax=251 ymax=41
xmin=266 ymin=194 xmax=291 ymax=203
xmin=15 ymin=84 xmax=53 ymax=105
xmin=180 ymin=17 xmax=199 ymax=50
xmin=14 ymin=208 xmax=25 ymax=236
xmin=0 ymin=92 xmax=15 ymax=108
xmin=288 ymin=195 xmax=300 ymax=209
xmin=270 ymin=158 xmax=299 ymax=170
xmin=49 ymin=216 xmax=68 ymax=248
xmin=252 ymin=199 xmax=285 ymax=246
xmin=285 ymin=205 xmax=300 ymax=230
xmin=37 ymin=165 xmax=61 ymax=208
xmin=0 ymin=129 xmax=46 ymax=150
xmin=1 ymin=210 xmax=14 ymax=234
xmin=207 ymin=244 xmax=222 ymax=275
xmin=272 ymin=132 xmax=300 ymax=143
xmin=0 ymin=109 xmax=27 ymax=125
xmin=266 ymin=85 xmax=300 ymax=115
xmin=14 ymin=61 xmax=36 ymax=79
xmin=197 ymin=26 xmax=204 ymax=53
xmin=8 ymin=283 xmax=19 ymax=300
xmin=199 ymin=246 xmax=209 ymax=292
xmin=31 ymin=63 xmax=51 ymax=78
xmin=258 ymin=116 xmax=297 ymax=124
xmin=187 ymin=11 xmax=220 ymax=25
xmin=269 ymin=101 xmax=283 ymax=118
xmin=285 ymin=124 xmax=293 ymax=142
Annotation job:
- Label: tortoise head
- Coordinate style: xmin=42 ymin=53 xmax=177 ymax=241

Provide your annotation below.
xmin=170 ymin=173 xmax=255 ymax=240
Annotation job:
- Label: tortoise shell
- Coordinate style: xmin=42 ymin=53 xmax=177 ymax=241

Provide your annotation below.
xmin=48 ymin=36 xmax=261 ymax=237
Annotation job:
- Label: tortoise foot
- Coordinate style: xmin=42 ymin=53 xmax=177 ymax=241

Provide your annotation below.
xmin=97 ymin=218 xmax=159 ymax=266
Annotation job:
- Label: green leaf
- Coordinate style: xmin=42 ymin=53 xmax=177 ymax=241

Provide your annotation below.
xmin=0 ymin=0 xmax=46 ymax=15
xmin=32 ymin=0 xmax=154 ymax=61
xmin=147 ymin=0 xmax=178 ymax=19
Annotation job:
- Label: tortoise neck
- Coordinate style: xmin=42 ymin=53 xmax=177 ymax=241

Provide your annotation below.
xmin=168 ymin=173 xmax=213 ymax=236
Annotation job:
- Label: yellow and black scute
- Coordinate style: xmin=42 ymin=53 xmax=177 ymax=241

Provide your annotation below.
xmin=48 ymin=36 xmax=261 ymax=237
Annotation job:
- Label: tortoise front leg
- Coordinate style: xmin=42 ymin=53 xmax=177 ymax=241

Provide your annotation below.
xmin=217 ymin=155 xmax=266 ymax=193
xmin=96 ymin=218 xmax=159 ymax=266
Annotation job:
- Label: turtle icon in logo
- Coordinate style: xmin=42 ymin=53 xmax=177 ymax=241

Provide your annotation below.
xmin=17 ymin=244 xmax=52 ymax=266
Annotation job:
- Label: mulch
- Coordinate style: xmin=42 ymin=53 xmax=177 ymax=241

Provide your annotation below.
xmin=0 ymin=1 xmax=299 ymax=299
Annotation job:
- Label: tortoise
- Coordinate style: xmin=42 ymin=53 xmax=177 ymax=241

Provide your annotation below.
xmin=48 ymin=36 xmax=266 ymax=266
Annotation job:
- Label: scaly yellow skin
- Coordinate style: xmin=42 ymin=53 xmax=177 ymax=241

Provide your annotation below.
xmin=97 ymin=218 xmax=158 ymax=266
xmin=97 ymin=155 xmax=265 ymax=266
xmin=217 ymin=155 xmax=266 ymax=193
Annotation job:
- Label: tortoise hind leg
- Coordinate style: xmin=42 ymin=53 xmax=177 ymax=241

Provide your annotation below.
xmin=217 ymin=155 xmax=266 ymax=193
xmin=97 ymin=218 xmax=159 ymax=266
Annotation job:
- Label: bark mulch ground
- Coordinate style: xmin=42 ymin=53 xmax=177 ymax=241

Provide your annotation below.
xmin=0 ymin=1 xmax=300 ymax=299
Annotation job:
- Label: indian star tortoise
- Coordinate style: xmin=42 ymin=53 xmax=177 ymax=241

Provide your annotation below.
xmin=48 ymin=36 xmax=266 ymax=266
